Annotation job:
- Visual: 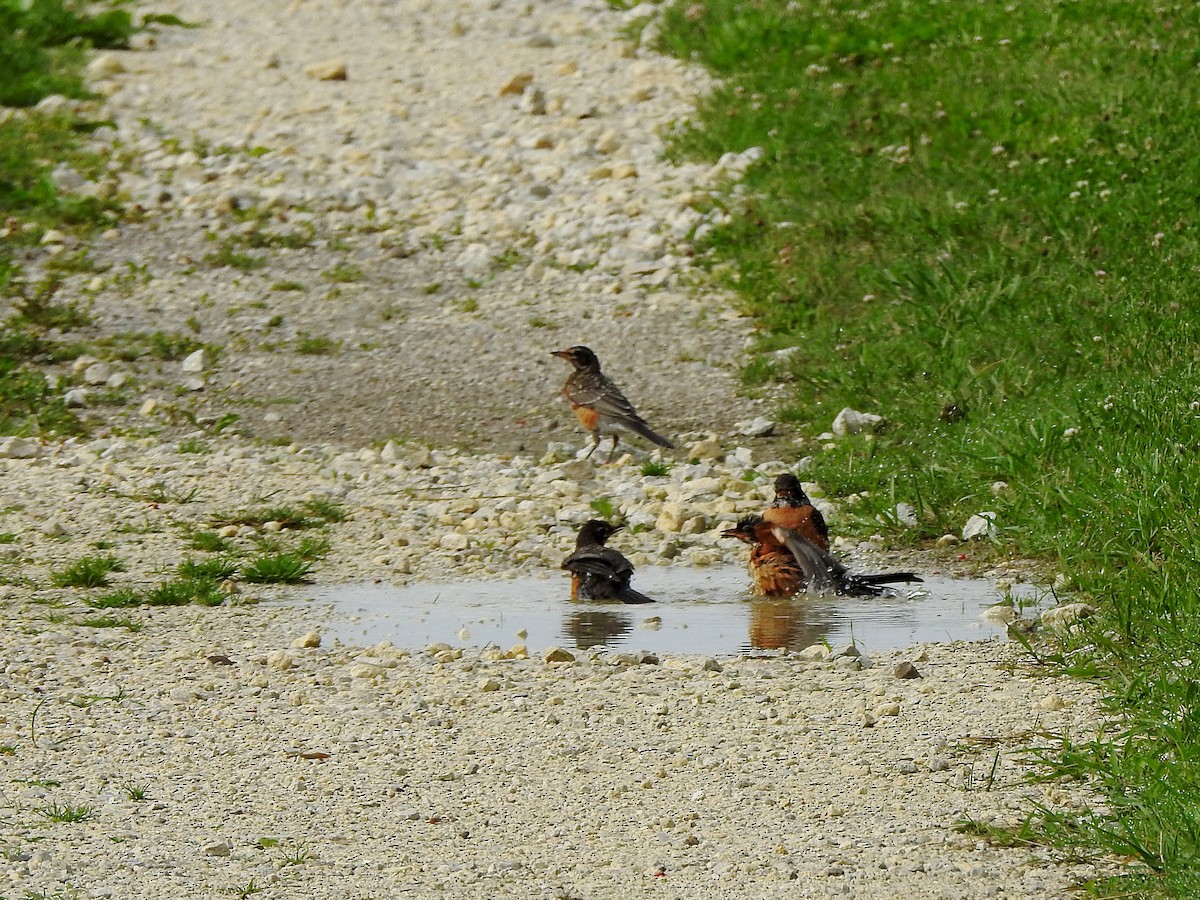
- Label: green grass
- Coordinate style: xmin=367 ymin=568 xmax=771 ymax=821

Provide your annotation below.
xmin=295 ymin=535 xmax=331 ymax=559
xmin=103 ymin=330 xmax=205 ymax=362
xmin=50 ymin=554 xmax=124 ymax=588
xmin=656 ymin=1 xmax=1200 ymax=895
xmin=215 ymin=500 xmax=346 ymax=531
xmin=188 ymin=531 xmax=232 ymax=553
xmin=240 ymin=225 xmax=314 ymax=250
xmin=9 ymin=279 xmax=93 ymax=332
xmin=279 ymin=841 xmax=314 ymax=866
xmin=178 ymin=557 xmax=239 ymax=580
xmin=86 ymin=587 xmax=141 ymax=609
xmin=86 ymin=577 xmax=226 ymax=608
xmin=242 ymin=553 xmax=311 ymax=584
xmin=144 ymin=577 xmax=226 ymax=607
xmin=321 ymin=263 xmax=363 ymax=283
xmin=303 ymin=497 xmax=347 ymax=523
xmin=67 ymin=688 xmax=125 ymax=708
xmin=35 ymin=802 xmax=93 ymax=824
xmin=0 ymin=115 xmax=116 ymax=237
xmin=1 ymin=293 xmax=90 ymax=436
xmin=588 ymin=497 xmax=616 ymax=519
xmin=204 ymin=243 xmax=268 ymax=271
xmin=294 ymin=333 xmax=339 ymax=355
xmin=79 ymin=614 xmax=142 ymax=631
xmin=0 ymin=0 xmax=145 ymax=439
xmin=0 ymin=1 xmax=134 ymax=107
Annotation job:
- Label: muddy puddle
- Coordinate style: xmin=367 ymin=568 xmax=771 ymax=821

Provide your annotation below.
xmin=286 ymin=565 xmax=1042 ymax=656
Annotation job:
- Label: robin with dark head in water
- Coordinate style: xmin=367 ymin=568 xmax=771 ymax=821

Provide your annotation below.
xmin=551 ymin=346 xmax=674 ymax=462
xmin=561 ymin=519 xmax=654 ymax=604
xmin=722 ymin=515 xmax=922 ymax=598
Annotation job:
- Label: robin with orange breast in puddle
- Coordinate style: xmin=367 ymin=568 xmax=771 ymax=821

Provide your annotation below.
xmin=722 ymin=515 xmax=922 ymax=598
xmin=561 ymin=519 xmax=654 ymax=604
xmin=551 ymin=346 xmax=674 ymax=462
xmin=762 ymin=473 xmax=829 ymax=550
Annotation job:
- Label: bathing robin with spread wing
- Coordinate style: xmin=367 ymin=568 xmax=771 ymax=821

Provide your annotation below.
xmin=551 ymin=345 xmax=674 ymax=462
xmin=561 ymin=519 xmax=654 ymax=604
xmin=722 ymin=515 xmax=922 ymax=598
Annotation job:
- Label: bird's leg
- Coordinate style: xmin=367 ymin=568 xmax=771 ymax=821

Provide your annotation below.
xmin=606 ymin=433 xmax=620 ymax=463
xmin=584 ymin=432 xmax=601 ymax=459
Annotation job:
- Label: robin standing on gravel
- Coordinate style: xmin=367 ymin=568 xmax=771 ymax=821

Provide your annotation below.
xmin=561 ymin=519 xmax=654 ymax=604
xmin=721 ymin=515 xmax=922 ymax=598
xmin=762 ymin=473 xmax=830 ymax=550
xmin=551 ymin=345 xmax=674 ymax=462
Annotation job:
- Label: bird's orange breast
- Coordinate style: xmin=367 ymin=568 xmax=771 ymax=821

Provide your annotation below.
xmin=763 ymin=506 xmax=828 ymax=550
xmin=571 ymin=404 xmax=600 ymax=432
xmin=748 ymin=545 xmax=805 ymax=597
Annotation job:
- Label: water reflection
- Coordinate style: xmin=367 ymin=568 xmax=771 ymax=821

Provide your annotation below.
xmin=287 ymin=565 xmax=1039 ymax=656
xmin=564 ymin=610 xmax=632 ymax=649
xmin=747 ymin=598 xmax=831 ymax=652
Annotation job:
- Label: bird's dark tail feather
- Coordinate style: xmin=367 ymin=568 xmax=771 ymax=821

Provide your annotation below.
xmin=838 ymin=572 xmax=923 ymax=597
xmin=626 ymin=419 xmax=674 ymax=449
xmin=855 ymin=572 xmax=923 ymax=585
xmin=617 ymin=587 xmax=655 ymax=604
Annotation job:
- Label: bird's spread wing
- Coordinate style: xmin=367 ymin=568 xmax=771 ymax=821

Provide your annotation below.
xmin=772 ymin=525 xmax=839 ymax=594
xmin=562 ymin=547 xmax=633 ymax=579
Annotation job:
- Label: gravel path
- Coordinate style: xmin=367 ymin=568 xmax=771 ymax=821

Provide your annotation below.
xmin=0 ymin=1 xmax=1112 ymax=897
xmin=58 ymin=0 xmax=775 ymax=452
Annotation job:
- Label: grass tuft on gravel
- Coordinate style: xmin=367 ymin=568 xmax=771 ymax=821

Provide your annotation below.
xmin=178 ymin=557 xmax=240 ymax=581
xmin=242 ymin=553 xmax=312 ymax=585
xmin=50 ymin=554 xmax=124 ymax=588
xmin=214 ymin=500 xmax=347 ymax=531
xmin=35 ymin=801 xmax=94 ymax=824
xmin=656 ymin=1 xmax=1200 ymax=894
xmin=145 ymin=577 xmax=227 ymax=607
xmin=87 ymin=577 xmax=226 ymax=608
xmin=79 ymin=613 xmax=143 ymax=631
